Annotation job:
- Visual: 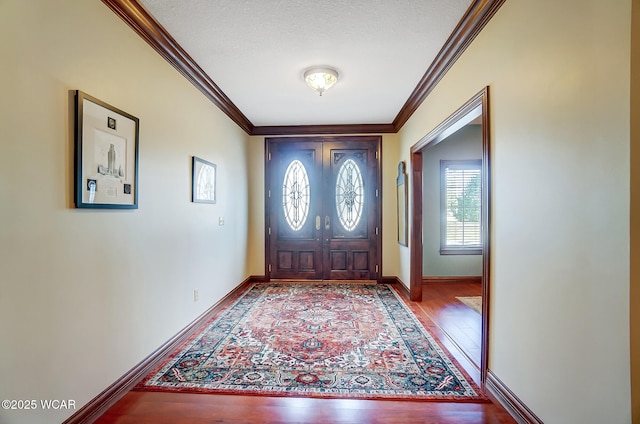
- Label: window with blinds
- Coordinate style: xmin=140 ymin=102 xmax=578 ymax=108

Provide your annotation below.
xmin=440 ymin=160 xmax=482 ymax=255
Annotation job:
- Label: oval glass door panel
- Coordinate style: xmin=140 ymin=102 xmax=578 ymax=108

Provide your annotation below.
xmin=282 ymin=159 xmax=310 ymax=231
xmin=335 ymin=158 xmax=364 ymax=231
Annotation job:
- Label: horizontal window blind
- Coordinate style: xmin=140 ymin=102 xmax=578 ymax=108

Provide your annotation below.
xmin=441 ymin=160 xmax=481 ymax=252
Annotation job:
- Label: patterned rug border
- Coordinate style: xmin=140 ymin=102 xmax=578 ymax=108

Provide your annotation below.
xmin=135 ymin=283 xmax=488 ymax=403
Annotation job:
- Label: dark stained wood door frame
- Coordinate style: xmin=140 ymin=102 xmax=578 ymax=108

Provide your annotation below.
xmin=409 ymin=87 xmax=491 ymax=386
xmin=265 ymin=136 xmax=383 ymax=281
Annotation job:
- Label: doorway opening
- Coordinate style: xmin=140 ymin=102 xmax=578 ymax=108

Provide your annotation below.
xmin=409 ymin=87 xmax=490 ymax=385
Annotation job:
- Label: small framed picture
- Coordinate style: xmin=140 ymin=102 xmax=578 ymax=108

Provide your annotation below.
xmin=192 ymin=156 xmax=216 ymax=204
xmin=397 ymin=161 xmax=408 ymax=246
xmin=74 ymin=90 xmax=139 ymax=209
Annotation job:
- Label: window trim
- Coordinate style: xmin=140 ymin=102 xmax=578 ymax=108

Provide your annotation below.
xmin=440 ymin=159 xmax=482 ymax=255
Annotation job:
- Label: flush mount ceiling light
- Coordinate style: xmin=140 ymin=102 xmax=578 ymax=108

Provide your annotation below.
xmin=303 ymin=67 xmax=339 ymax=96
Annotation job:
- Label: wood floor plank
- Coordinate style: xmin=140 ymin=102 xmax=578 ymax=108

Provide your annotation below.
xmin=96 ymin=391 xmax=515 ymax=424
xmin=94 ymin=282 xmax=515 ymax=424
xmin=418 ymin=281 xmax=483 ymax=368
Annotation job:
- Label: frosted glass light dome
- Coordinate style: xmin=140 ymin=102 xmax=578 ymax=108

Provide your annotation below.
xmin=303 ymin=67 xmax=339 ymax=96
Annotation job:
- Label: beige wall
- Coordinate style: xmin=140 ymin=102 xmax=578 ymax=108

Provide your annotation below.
xmin=398 ymin=0 xmax=631 ymax=422
xmin=1 ymin=0 xmax=636 ymax=423
xmin=246 ymin=134 xmax=402 ymax=280
xmin=631 ymin=0 xmax=640 ymax=421
xmin=246 ymin=136 xmax=267 ymax=277
xmin=0 ymin=1 xmax=253 ymax=423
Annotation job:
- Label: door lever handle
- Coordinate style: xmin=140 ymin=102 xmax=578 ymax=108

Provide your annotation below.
xmin=316 ymin=215 xmax=321 ymax=231
xmin=325 ymin=215 xmax=330 ymax=230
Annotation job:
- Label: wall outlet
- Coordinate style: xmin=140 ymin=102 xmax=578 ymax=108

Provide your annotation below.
xmin=194 ymin=289 xmax=199 ymax=302
xmin=218 ymin=216 xmax=224 ymax=226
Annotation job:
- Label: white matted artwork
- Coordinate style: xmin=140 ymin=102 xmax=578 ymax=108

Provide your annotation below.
xmin=74 ymin=90 xmax=139 ymax=209
xmin=192 ymin=156 xmax=216 ymax=204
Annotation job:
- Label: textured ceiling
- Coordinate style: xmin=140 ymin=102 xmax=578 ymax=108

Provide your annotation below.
xmin=138 ymin=0 xmax=473 ymax=127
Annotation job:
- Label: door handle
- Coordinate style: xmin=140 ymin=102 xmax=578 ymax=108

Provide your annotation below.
xmin=316 ymin=215 xmax=321 ymax=231
xmin=325 ymin=216 xmax=330 ymax=230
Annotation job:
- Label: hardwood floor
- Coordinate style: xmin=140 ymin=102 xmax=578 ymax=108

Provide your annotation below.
xmin=416 ymin=281 xmax=483 ymax=368
xmin=94 ymin=282 xmax=513 ymax=424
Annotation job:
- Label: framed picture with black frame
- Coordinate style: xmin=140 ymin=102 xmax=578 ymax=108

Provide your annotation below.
xmin=74 ymin=90 xmax=139 ymax=209
xmin=192 ymin=156 xmax=216 ymax=204
xmin=397 ymin=161 xmax=408 ymax=246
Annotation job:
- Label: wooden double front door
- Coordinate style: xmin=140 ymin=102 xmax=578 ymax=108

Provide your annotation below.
xmin=266 ymin=136 xmax=381 ymax=280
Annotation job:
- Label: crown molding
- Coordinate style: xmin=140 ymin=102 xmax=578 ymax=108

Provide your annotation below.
xmin=392 ymin=0 xmax=506 ymax=131
xmin=102 ymin=0 xmax=505 ymax=137
xmin=251 ymin=123 xmax=396 ymax=136
xmin=101 ymin=0 xmax=254 ymax=134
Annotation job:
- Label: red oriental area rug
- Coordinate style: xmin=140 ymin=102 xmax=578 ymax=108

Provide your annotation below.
xmin=136 ymin=283 xmax=486 ymax=401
